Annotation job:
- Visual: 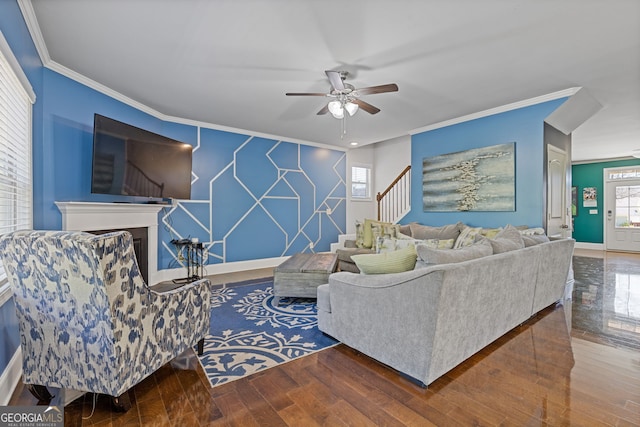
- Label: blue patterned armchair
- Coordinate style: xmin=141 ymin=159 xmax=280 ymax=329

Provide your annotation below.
xmin=0 ymin=230 xmax=212 ymax=410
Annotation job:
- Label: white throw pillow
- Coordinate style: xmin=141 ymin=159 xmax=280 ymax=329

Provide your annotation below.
xmin=453 ymin=226 xmax=482 ymax=248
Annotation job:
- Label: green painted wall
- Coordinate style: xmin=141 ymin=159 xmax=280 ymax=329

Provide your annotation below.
xmin=572 ymin=159 xmax=640 ymax=243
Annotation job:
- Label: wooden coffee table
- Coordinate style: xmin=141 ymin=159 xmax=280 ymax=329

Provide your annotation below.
xmin=273 ymin=253 xmax=338 ymax=305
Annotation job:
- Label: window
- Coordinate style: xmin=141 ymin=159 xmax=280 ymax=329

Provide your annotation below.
xmin=0 ymin=31 xmax=35 ymax=302
xmin=608 ymin=168 xmax=640 ymax=180
xmin=614 ymin=185 xmax=640 ymax=228
xmin=351 ymin=165 xmax=371 ymax=199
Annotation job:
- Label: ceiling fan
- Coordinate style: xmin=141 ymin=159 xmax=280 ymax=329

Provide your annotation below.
xmin=286 ymin=70 xmax=398 ymax=122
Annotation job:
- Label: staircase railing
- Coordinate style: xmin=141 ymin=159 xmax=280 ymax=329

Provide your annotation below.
xmin=376 ymin=165 xmax=411 ymax=223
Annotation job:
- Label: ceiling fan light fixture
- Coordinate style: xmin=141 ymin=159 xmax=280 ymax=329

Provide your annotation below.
xmin=344 ymin=102 xmax=359 ymax=116
xmin=328 ymin=100 xmax=344 ymax=119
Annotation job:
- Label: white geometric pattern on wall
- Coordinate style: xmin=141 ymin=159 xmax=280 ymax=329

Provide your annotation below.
xmin=159 ymin=128 xmax=346 ymax=269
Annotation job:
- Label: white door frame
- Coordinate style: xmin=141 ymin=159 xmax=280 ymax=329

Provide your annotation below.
xmin=547 ymin=145 xmax=570 ymax=238
xmin=603 ymin=166 xmax=640 ymax=253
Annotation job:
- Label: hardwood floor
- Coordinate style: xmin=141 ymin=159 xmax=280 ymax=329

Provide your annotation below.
xmin=8 ymin=253 xmax=640 ymax=426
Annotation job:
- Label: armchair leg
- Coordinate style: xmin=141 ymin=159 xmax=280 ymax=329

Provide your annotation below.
xmin=197 ymin=337 xmax=205 ymax=355
xmin=111 ymin=391 xmax=132 ymax=412
xmin=27 ymin=384 xmax=53 ymax=403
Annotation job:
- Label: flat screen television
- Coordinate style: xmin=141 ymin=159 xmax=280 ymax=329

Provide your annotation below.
xmin=91 ymin=114 xmax=192 ymax=200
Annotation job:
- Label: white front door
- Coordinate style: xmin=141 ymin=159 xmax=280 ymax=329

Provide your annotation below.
xmin=547 ymin=146 xmax=570 ymax=238
xmin=605 ymin=171 xmax=640 ymax=252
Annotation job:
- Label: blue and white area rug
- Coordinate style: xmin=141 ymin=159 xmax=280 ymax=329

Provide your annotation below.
xmin=198 ymin=279 xmax=338 ymax=387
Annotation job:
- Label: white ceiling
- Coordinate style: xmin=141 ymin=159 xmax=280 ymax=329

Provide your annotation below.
xmin=25 ymin=0 xmax=640 ymax=162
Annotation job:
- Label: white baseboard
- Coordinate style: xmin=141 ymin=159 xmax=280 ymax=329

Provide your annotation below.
xmin=155 ymin=256 xmax=287 ymax=283
xmin=0 ymin=347 xmax=22 ymax=406
xmin=574 ymin=242 xmax=605 ymax=251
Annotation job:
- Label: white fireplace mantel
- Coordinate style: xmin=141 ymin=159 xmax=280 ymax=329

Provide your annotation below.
xmin=55 ymin=201 xmax=164 ymax=283
xmin=55 ymin=201 xmax=164 ymax=231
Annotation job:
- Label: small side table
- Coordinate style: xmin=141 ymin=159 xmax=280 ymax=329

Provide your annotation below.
xmin=172 ymin=240 xmax=204 ymax=284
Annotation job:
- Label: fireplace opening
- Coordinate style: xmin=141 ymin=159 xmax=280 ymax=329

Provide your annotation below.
xmin=89 ymin=227 xmax=149 ymax=283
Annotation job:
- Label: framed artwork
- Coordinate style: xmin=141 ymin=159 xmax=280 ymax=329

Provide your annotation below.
xmin=571 ymin=186 xmax=578 ymax=216
xmin=583 ymin=187 xmax=597 ymax=207
xmin=422 ymin=142 xmax=515 ymax=212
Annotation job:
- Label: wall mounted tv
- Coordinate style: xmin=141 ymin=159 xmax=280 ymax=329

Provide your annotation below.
xmin=91 ymin=114 xmax=192 ymax=200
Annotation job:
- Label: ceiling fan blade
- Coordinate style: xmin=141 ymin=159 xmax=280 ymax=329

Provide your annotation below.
xmin=317 ymin=104 xmax=329 ymax=115
xmin=353 ymin=99 xmax=381 ymax=114
xmin=356 ymin=83 xmax=399 ymax=96
xmin=285 ymin=92 xmax=327 ymax=96
xmin=325 ymin=70 xmax=345 ymax=91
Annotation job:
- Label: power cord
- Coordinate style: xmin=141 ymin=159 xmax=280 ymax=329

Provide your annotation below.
xmin=81 ymin=393 xmax=98 ymax=420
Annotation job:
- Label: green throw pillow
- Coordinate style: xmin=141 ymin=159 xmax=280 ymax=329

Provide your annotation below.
xmin=363 ymin=218 xmax=399 ymax=249
xmin=351 ymin=245 xmax=417 ymax=274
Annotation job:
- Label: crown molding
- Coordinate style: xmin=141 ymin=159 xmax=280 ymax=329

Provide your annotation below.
xmin=572 ymin=155 xmax=639 ymax=165
xmin=408 ymin=87 xmax=581 ymax=135
xmin=17 ymin=0 xmax=48 ymax=63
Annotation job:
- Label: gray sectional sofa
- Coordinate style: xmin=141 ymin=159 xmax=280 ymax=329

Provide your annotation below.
xmin=317 ymin=237 xmax=575 ymax=387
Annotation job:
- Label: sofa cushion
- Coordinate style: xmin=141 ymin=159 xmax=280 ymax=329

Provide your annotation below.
xmin=453 ymin=226 xmax=482 ymax=248
xmin=336 ymin=247 xmax=375 ymax=263
xmin=344 ymin=239 xmax=358 ymax=248
xmin=398 ymin=223 xmax=412 ymax=236
xmin=488 ymin=224 xmax=525 ymax=253
xmin=351 ymin=245 xmax=417 ymax=274
xmin=522 ymin=234 xmax=550 ymax=247
xmin=377 ymin=237 xmax=455 ymax=253
xmin=416 ymin=239 xmax=493 ymax=265
xmin=409 ymin=222 xmax=463 ymax=241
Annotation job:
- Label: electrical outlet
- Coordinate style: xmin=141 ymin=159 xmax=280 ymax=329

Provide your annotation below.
xmin=326 ymin=208 xmax=332 ymax=215
xmin=309 ymin=242 xmax=314 ymax=249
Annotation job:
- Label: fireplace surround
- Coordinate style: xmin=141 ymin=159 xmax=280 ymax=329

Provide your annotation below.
xmin=55 ymin=202 xmax=164 ymax=284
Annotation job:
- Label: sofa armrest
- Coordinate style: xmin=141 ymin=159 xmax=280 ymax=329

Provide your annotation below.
xmin=326 ymin=268 xmax=446 ymax=383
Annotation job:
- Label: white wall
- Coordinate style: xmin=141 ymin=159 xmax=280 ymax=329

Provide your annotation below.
xmin=344 ymin=135 xmax=412 ymax=233
xmin=346 ymin=146 xmax=376 ymax=233
xmin=373 ymin=134 xmax=412 ymax=195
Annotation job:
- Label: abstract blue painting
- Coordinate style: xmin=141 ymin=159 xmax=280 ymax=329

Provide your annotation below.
xmin=422 ymin=142 xmax=515 ymax=212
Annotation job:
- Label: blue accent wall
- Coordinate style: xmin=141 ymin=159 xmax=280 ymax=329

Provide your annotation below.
xmin=39 ymin=70 xmax=346 ymax=267
xmin=403 ymin=99 xmax=567 ymax=228
xmin=572 ymin=159 xmax=640 ymax=243
xmin=39 ymin=69 xmax=177 ymax=229
xmin=159 ymin=133 xmax=346 ymax=268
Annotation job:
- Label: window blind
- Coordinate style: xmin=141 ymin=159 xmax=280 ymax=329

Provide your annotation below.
xmin=352 ymin=166 xmax=371 ymax=199
xmin=0 ymin=40 xmax=33 ymax=285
